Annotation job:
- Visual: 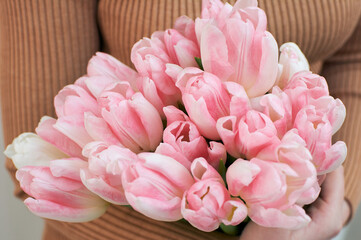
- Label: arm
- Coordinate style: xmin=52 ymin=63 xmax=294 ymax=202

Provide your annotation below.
xmin=321 ymin=17 xmax=361 ymax=215
xmin=0 ymin=0 xmax=100 ymax=198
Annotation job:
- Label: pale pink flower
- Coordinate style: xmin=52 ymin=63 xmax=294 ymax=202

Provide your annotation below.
xmin=227 ymin=157 xmax=312 ymax=229
xmin=164 ymin=29 xmax=200 ymax=68
xmin=174 ymin=16 xmax=198 ymax=44
xmin=93 ymin=91 xmax=163 ymax=153
xmin=122 ymin=153 xmax=194 ymax=221
xmin=284 ymin=71 xmax=329 ymax=121
xmin=201 ymin=0 xmax=225 ymax=20
xmin=224 ymin=81 xmax=250 ymax=118
xmin=181 ymin=178 xmax=247 ymax=232
xmin=275 ymin=43 xmax=309 ymax=89
xmin=176 ymin=68 xmax=231 ymax=140
xmin=252 ymin=86 xmax=293 ymax=137
xmin=131 ymin=33 xmax=182 ymax=115
xmin=80 ymin=142 xmax=138 ymax=204
xmin=156 ymin=120 xmax=227 ymax=169
xmin=190 ymin=157 xmax=223 ymax=182
xmin=309 ymin=96 xmax=346 ymax=135
xmin=36 ymin=116 xmax=83 ymax=159
xmin=182 ymin=158 xmax=247 ymax=231
xmin=53 ymin=84 xmax=99 ymax=147
xmin=294 ymin=106 xmax=347 ymax=174
xmin=196 ymin=0 xmax=278 ymax=97
xmin=136 ymin=76 xmax=181 ymax=117
xmin=227 ymin=130 xmax=318 ymax=229
xmin=163 ymin=105 xmax=190 ymax=126
xmin=217 ymin=110 xmax=279 ymax=159
xmin=16 ymin=159 xmax=108 ymax=222
xmin=84 ymin=75 xmax=135 ymax=99
xmin=54 ymin=84 xmax=99 ymax=118
xmin=87 ymin=52 xmax=138 ymax=91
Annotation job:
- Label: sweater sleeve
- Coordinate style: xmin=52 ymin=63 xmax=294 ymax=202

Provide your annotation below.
xmin=321 ymin=17 xmax=361 ymax=214
xmin=0 ymin=0 xmax=100 ymax=199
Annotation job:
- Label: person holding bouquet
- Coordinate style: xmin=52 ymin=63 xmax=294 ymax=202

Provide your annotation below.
xmin=1 ymin=0 xmax=359 ymax=239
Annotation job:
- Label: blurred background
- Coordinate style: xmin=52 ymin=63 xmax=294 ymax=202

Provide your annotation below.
xmin=0 ymin=108 xmax=360 ymax=239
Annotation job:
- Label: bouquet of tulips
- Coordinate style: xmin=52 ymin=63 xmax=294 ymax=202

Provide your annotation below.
xmin=5 ymin=0 xmax=347 ymax=234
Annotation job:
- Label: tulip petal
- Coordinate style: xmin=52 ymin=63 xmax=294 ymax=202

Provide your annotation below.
xmin=24 ymin=198 xmax=107 ymax=222
xmin=36 ymin=116 xmax=83 ymax=158
xmin=249 ymin=204 xmax=311 ymax=230
xmin=80 ymin=170 xmax=128 ymax=205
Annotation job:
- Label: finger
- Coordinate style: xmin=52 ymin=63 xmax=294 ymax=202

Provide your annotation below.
xmin=317 ymin=174 xmax=326 ymax=186
xmin=319 ymin=166 xmax=344 ymax=205
xmin=342 ymin=199 xmax=352 ymax=226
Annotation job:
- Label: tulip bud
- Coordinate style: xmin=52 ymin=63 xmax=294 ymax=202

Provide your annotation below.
xmin=4 ymin=133 xmax=68 ymax=169
xmin=80 ymin=142 xmax=138 ymax=204
xmin=16 ymin=159 xmax=108 ymax=222
xmin=122 ymin=153 xmax=194 ymax=221
xmin=176 ymin=68 xmax=231 ymax=140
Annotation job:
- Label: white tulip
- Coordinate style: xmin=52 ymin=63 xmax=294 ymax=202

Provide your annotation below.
xmin=275 ymin=42 xmax=310 ymax=89
xmin=4 ymin=133 xmax=68 ymax=169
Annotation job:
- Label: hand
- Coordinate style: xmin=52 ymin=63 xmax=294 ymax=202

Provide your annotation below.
xmin=239 ymin=166 xmax=351 ymax=240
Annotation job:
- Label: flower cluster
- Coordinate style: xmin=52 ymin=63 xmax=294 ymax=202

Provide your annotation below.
xmin=5 ymin=0 xmax=346 ymax=233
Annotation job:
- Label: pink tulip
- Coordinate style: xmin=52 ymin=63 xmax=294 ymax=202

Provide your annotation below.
xmin=84 ymin=75 xmax=135 ymax=99
xmin=131 ymin=33 xmax=182 ymax=115
xmin=297 ymin=181 xmax=321 ymax=206
xmin=196 ymin=0 xmax=278 ymax=97
xmin=83 ymin=82 xmax=134 ymax=147
xmin=156 ymin=120 xmax=227 ymax=169
xmin=201 ymin=0 xmax=224 ymax=20
xmin=157 ymin=120 xmax=207 ymax=169
xmin=80 ymin=142 xmax=138 ymax=204
xmin=181 ymin=178 xmax=247 ymax=232
xmin=308 ymin=96 xmax=346 ymax=135
xmin=252 ymin=87 xmax=293 ymax=137
xmin=164 ymin=29 xmax=200 ymax=68
xmin=54 ymin=84 xmax=99 ymax=118
xmin=74 ymin=76 xmax=92 ymax=93
xmin=275 ymin=43 xmax=310 ymax=89
xmin=137 ymin=76 xmax=181 ymax=117
xmin=217 ymin=110 xmax=279 ymax=159
xmin=122 ymin=153 xmax=194 ymax=221
xmin=54 ymin=115 xmax=94 ymax=148
xmin=190 ymin=157 xmax=223 ymax=182
xmin=176 ymin=68 xmax=231 ymax=140
xmin=87 ymin=52 xmax=138 ymax=91
xmin=226 ymin=157 xmax=312 ymax=229
xmin=248 ymin=204 xmax=311 ymax=230
xmin=36 ymin=116 xmax=83 ymax=159
xmin=227 ymin=129 xmax=319 ymax=229
xmin=53 ymin=84 xmax=100 ymax=148
xmin=97 ymin=81 xmax=135 ymax=107
xmin=165 ymin=63 xmax=184 ymax=82
xmin=16 ymin=158 xmax=108 ymax=222
xmin=274 ymin=130 xmax=318 ymax=205
xmin=174 ymin=16 xmax=197 ymax=44
xmin=94 ymin=91 xmax=163 ymax=153
xmin=284 ymin=71 xmax=329 ymax=121
xmin=200 ymin=0 xmax=258 ymax=29
xmin=294 ymin=106 xmax=347 ymax=174
xmin=224 ymin=81 xmax=250 ymax=118
xmin=163 ymin=105 xmax=190 ymax=126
